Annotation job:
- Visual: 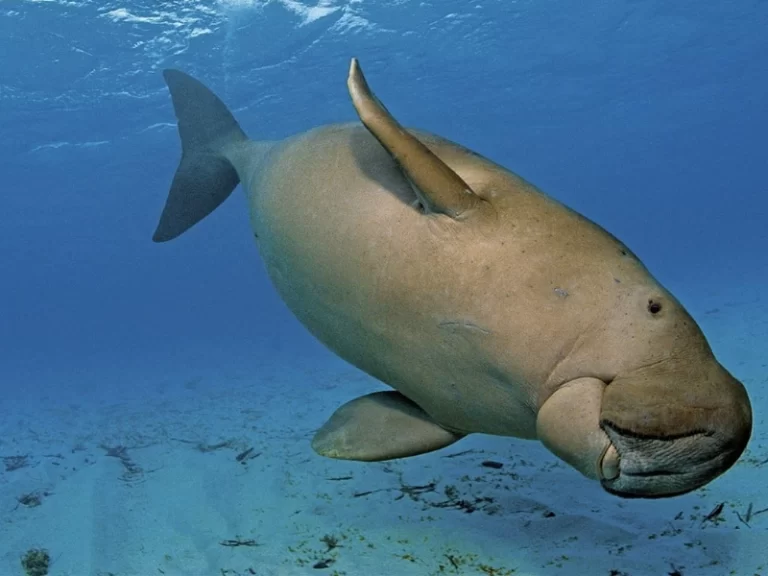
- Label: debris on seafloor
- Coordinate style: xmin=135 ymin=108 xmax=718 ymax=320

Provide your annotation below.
xmin=99 ymin=444 xmax=145 ymax=483
xmin=3 ymin=454 xmax=30 ymax=472
xmin=20 ymin=548 xmax=50 ymax=576
xmin=16 ymin=491 xmax=47 ymax=509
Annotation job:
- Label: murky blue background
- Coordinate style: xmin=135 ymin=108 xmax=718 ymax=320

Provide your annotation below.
xmin=1 ymin=1 xmax=766 ymax=574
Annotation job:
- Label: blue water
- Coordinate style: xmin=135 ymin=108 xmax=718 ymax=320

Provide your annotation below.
xmin=1 ymin=1 xmax=767 ymax=575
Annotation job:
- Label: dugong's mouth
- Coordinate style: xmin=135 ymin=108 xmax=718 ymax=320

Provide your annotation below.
xmin=598 ymin=420 xmax=722 ymax=498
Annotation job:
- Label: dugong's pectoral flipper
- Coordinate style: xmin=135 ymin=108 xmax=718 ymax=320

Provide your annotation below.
xmin=347 ymin=58 xmax=486 ymax=220
xmin=312 ymin=391 xmax=465 ymax=461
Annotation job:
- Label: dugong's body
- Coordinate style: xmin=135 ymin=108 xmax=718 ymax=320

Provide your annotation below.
xmin=248 ymin=124 xmax=655 ymax=439
xmin=153 ymin=59 xmax=752 ymax=498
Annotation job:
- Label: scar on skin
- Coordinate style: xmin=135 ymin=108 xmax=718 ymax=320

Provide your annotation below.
xmin=438 ymin=320 xmax=492 ymax=335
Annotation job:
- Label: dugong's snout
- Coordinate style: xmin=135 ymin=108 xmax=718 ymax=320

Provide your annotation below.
xmin=599 ymin=422 xmax=743 ymax=498
xmin=598 ymin=362 xmax=752 ymax=498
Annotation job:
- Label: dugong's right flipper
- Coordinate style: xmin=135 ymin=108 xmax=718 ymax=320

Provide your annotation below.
xmin=312 ymin=391 xmax=465 ymax=461
xmin=347 ymin=58 xmax=487 ymax=220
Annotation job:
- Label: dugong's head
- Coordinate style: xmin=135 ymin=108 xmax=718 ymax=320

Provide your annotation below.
xmin=538 ymin=283 xmax=752 ymax=499
xmin=596 ymin=287 xmax=752 ymax=498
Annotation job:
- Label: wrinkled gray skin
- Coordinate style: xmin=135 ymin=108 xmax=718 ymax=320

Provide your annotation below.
xmin=153 ymin=59 xmax=752 ymax=498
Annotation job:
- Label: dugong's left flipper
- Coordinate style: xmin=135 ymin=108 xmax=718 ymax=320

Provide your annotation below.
xmin=312 ymin=391 xmax=465 ymax=461
xmin=347 ymin=58 xmax=487 ymax=220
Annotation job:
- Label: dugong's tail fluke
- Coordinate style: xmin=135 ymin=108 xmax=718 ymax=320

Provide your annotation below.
xmin=152 ymin=69 xmax=248 ymax=242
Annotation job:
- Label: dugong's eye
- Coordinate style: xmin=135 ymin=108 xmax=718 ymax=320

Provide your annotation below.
xmin=647 ymin=299 xmax=663 ymax=315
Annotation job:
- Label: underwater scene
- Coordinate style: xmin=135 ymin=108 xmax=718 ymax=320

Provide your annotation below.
xmin=1 ymin=1 xmax=767 ymax=575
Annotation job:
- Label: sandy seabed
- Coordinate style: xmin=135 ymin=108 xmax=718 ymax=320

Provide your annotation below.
xmin=1 ymin=287 xmax=766 ymax=576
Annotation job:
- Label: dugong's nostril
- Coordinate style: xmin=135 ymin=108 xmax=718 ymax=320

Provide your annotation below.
xmin=600 ymin=444 xmax=620 ymax=480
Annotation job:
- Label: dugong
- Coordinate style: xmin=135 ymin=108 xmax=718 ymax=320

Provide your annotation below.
xmin=153 ymin=59 xmax=752 ymax=498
